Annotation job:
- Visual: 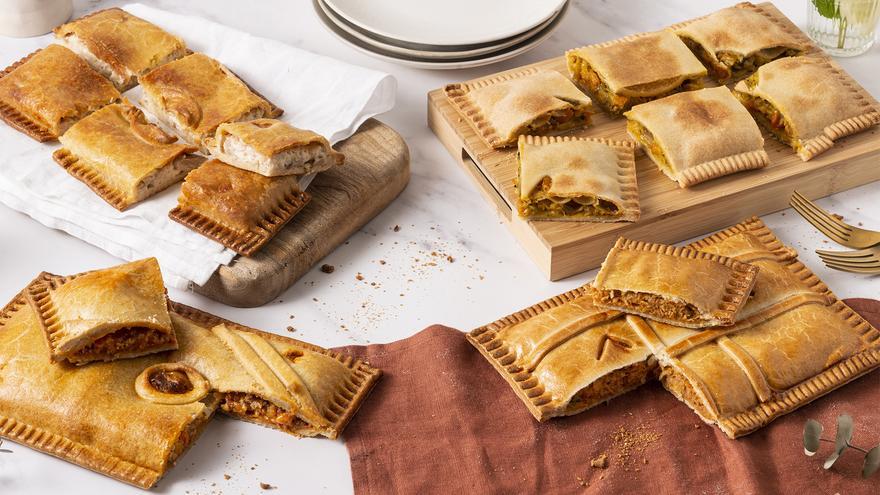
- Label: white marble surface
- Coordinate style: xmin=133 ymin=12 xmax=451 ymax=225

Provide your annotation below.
xmin=0 ymin=1 xmax=878 ymax=493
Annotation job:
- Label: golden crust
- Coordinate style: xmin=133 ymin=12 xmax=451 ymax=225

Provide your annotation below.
xmin=170 ymin=159 xmax=311 ymax=256
xmin=444 ymin=68 xmax=593 ymax=149
xmin=54 ymin=8 xmax=188 ymax=91
xmin=591 ymin=237 xmax=758 ymax=328
xmin=625 ymin=87 xmax=768 ymax=187
xmin=140 ymin=53 xmax=281 ymax=149
xmin=54 ymin=103 xmax=200 ymax=210
xmin=0 ymin=45 xmax=120 ymax=141
xmin=516 ymin=135 xmax=639 ymax=222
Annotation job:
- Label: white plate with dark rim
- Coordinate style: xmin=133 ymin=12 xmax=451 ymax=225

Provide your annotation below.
xmin=323 ymin=0 xmax=566 ymax=47
xmin=314 ymin=0 xmax=568 ymax=69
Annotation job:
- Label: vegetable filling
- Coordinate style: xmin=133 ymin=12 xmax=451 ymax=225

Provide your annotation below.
xmin=735 ymin=90 xmax=796 ymax=147
xmin=627 ymin=119 xmax=673 ymax=175
xmin=519 ymin=176 xmax=620 ymax=218
xmin=680 ymin=36 xmax=800 ymax=82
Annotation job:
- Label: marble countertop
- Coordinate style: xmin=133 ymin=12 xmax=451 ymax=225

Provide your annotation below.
xmin=1 ymin=0 xmax=878 ymax=493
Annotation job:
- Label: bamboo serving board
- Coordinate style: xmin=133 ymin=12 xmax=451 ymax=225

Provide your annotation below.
xmin=427 ymin=2 xmax=880 ymax=281
xmin=194 ymin=119 xmax=409 ymax=307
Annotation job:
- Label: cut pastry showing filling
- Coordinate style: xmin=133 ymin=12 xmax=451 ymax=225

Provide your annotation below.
xmin=54 ymin=8 xmax=188 ymax=91
xmin=516 ymin=135 xmax=639 ymax=222
xmin=55 ymin=102 xmax=201 ymax=211
xmin=169 ymin=159 xmax=311 ymax=256
xmin=732 ymin=57 xmax=880 ymax=161
xmin=444 ymin=69 xmax=593 ymax=149
xmin=565 ymin=358 xmax=657 ymax=414
xmin=139 ymin=53 xmax=282 ymax=150
xmin=624 ymin=87 xmax=769 ymax=187
xmin=206 ymin=119 xmax=344 ymax=177
xmin=675 ymin=3 xmax=806 ymax=83
xmin=220 ymin=392 xmax=311 ymax=434
xmin=0 ymin=44 xmax=121 ymax=142
xmin=566 ymin=30 xmax=707 ymax=115
xmin=25 ymin=258 xmax=178 ymax=365
xmin=591 ymin=237 xmax=758 ymax=328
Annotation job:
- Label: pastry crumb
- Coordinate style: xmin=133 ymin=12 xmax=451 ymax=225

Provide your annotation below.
xmin=224 ymin=474 xmax=231 ymax=480
xmin=392 ymin=225 xmax=401 ymax=232
xmin=259 ymin=482 xmax=275 ymax=490
xmin=320 ymin=264 xmax=335 ymax=273
xmin=590 ymin=453 xmax=608 ymax=469
xmin=576 ymin=476 xmax=589 ymax=487
xmin=355 ymin=273 xmax=364 ymax=281
xmin=286 ymin=326 xmax=296 ymax=333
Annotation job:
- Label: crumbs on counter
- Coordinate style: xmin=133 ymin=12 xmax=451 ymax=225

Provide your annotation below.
xmin=611 ymin=424 xmax=661 ymax=472
xmin=259 ymin=482 xmax=275 ymax=490
xmin=590 ymin=453 xmax=608 ymax=469
xmin=286 ymin=326 xmax=296 ymax=333
xmin=392 ymin=225 xmax=400 ymax=232
xmin=320 ymin=264 xmax=335 ymax=274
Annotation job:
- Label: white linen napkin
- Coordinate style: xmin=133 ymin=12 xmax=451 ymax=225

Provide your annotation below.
xmin=0 ymin=3 xmax=396 ymax=289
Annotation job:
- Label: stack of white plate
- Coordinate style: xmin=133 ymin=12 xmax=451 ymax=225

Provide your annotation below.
xmin=313 ymin=0 xmax=569 ymax=69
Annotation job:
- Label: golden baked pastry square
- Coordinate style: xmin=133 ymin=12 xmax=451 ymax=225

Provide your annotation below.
xmin=516 ymin=135 xmax=639 ymax=222
xmin=206 ymin=118 xmax=344 ymax=177
xmin=675 ymin=2 xmax=807 ymax=83
xmin=566 ymin=30 xmax=707 ymax=115
xmin=25 ymin=258 xmax=177 ymax=365
xmin=444 ymin=68 xmax=593 ymax=149
xmin=53 ymin=102 xmax=202 ymax=211
xmin=169 ymin=159 xmax=311 ymax=256
xmin=54 ymin=8 xmax=188 ymax=91
xmin=733 ymin=57 xmax=880 ymax=161
xmin=140 ymin=53 xmax=282 ymax=150
xmin=0 ymin=44 xmax=120 ymax=142
xmin=625 ymin=86 xmax=769 ymax=187
xmin=591 ymin=237 xmax=758 ymax=328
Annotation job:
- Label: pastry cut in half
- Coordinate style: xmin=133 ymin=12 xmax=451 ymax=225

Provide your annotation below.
xmin=444 ymin=68 xmax=593 ymax=149
xmin=206 ymin=119 xmax=344 ymax=176
xmin=591 ymin=237 xmax=758 ymax=328
xmin=54 ymin=8 xmax=188 ymax=91
xmin=624 ymin=86 xmax=769 ymax=187
xmin=169 ymin=159 xmax=311 ymax=256
xmin=566 ymin=30 xmax=707 ymax=115
xmin=733 ymin=57 xmax=880 ymax=161
xmin=675 ymin=2 xmax=807 ymax=83
xmin=0 ymin=44 xmax=120 ymax=142
xmin=467 ymin=288 xmax=658 ymax=421
xmin=54 ymin=102 xmax=202 ymax=210
xmin=516 ymin=135 xmax=639 ymax=222
xmin=139 ymin=53 xmax=282 ymax=150
xmin=25 ymin=258 xmax=178 ymax=365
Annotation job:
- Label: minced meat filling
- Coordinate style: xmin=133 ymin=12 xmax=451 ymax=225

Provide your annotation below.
xmin=597 ymin=289 xmax=703 ymax=323
xmin=221 ymin=392 xmax=309 ymax=433
xmin=566 ymin=360 xmax=655 ymax=413
xmin=70 ymin=327 xmax=171 ymax=360
xmin=736 ymin=91 xmax=796 ymax=146
xmin=660 ymin=367 xmax=712 ymax=419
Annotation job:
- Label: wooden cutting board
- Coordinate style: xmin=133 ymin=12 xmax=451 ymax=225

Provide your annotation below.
xmin=427 ymin=2 xmax=880 ymax=281
xmin=194 ymin=119 xmax=409 ymax=307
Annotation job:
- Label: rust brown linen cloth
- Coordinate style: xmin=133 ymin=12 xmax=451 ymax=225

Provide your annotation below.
xmin=336 ymin=298 xmax=880 ymax=495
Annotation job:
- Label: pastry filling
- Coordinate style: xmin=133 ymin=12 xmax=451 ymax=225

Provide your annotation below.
xmin=595 ymin=289 xmax=704 ymax=324
xmin=149 ymin=368 xmax=194 ymax=394
xmin=68 ymin=326 xmax=173 ymax=362
xmin=568 ymin=55 xmax=702 ymax=114
xmin=659 ymin=367 xmax=713 ymax=421
xmin=512 ymin=106 xmax=591 ymax=143
xmin=627 ymin=120 xmax=672 ymax=175
xmin=735 ymin=91 xmax=797 ymax=148
xmin=221 ymin=392 xmax=310 ymax=433
xmin=680 ymin=37 xmax=800 ymax=82
xmin=221 ymin=136 xmax=334 ymax=175
xmin=519 ymin=176 xmax=621 ymax=218
xmin=566 ymin=360 xmax=656 ymax=414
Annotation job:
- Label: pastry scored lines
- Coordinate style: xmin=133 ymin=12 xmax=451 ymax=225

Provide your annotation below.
xmin=210 ymin=323 xmax=329 ymax=429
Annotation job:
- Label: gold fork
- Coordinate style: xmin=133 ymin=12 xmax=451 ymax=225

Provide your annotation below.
xmin=816 ymin=246 xmax=880 ymax=274
xmin=789 ymin=191 xmax=880 ymax=249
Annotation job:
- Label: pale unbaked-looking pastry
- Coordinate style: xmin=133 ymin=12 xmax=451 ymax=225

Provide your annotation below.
xmin=206 ymin=119 xmax=344 ymax=177
xmin=625 ymin=86 xmax=769 ymax=187
xmin=445 ymin=68 xmax=593 ymax=149
xmin=0 ymin=44 xmax=120 ymax=142
xmin=675 ymin=2 xmax=807 ymax=83
xmin=54 ymin=102 xmax=202 ymax=210
xmin=566 ymin=30 xmax=707 ymax=115
xmin=54 ymin=8 xmax=188 ymax=91
xmin=516 ymin=135 xmax=639 ymax=222
xmin=733 ymin=56 xmax=880 ymax=161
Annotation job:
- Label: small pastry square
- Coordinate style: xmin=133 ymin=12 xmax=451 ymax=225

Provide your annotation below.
xmin=140 ymin=53 xmax=282 ymax=150
xmin=0 ymin=44 xmax=120 ymax=142
xmin=25 ymin=258 xmax=178 ymax=365
xmin=445 ymin=68 xmax=593 ymax=149
xmin=54 ymin=102 xmax=202 ymax=210
xmin=54 ymin=8 xmax=188 ymax=91
xmin=590 ymin=237 xmax=758 ymax=328
xmin=205 ymin=119 xmax=344 ymax=177
xmin=566 ymin=30 xmax=707 ymax=115
xmin=733 ymin=57 xmax=880 ymax=161
xmin=624 ymin=86 xmax=768 ymax=187
xmin=516 ymin=135 xmax=639 ymax=222
xmin=169 ymin=159 xmax=311 ymax=256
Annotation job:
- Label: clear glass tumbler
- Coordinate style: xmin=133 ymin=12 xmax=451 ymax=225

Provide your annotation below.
xmin=806 ymin=0 xmax=880 ymax=56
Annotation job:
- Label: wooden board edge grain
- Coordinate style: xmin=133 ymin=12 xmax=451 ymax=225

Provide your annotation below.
xmin=193 ymin=119 xmax=410 ymax=307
